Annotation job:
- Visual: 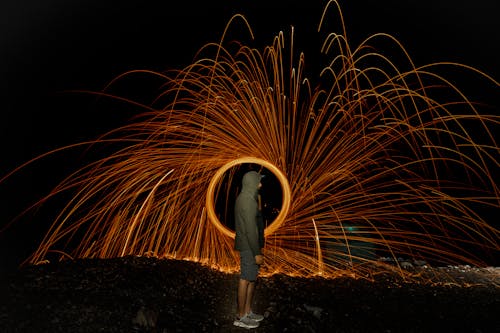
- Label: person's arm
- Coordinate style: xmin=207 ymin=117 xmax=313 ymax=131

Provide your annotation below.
xmin=241 ymin=202 xmax=261 ymax=257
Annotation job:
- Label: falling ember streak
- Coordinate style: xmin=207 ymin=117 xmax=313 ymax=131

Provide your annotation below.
xmin=120 ymin=169 xmax=175 ymax=257
xmin=312 ymin=218 xmax=324 ymax=276
xmin=2 ymin=1 xmax=498 ymax=282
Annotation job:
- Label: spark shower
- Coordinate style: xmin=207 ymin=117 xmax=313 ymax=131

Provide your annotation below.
xmin=3 ymin=1 xmax=499 ymax=280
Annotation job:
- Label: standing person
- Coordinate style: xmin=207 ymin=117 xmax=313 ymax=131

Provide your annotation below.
xmin=233 ymin=171 xmax=265 ymax=329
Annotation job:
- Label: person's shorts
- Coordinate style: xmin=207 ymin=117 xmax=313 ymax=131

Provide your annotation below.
xmin=239 ymin=250 xmax=259 ymax=281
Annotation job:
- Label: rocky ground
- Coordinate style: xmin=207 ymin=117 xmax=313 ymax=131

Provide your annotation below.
xmin=0 ymin=256 xmax=499 ymax=333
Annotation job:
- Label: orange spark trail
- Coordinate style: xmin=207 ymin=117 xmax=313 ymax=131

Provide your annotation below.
xmin=2 ymin=1 xmax=498 ymax=282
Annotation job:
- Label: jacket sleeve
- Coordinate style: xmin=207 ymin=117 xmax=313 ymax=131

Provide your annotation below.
xmin=240 ymin=202 xmax=261 ymax=256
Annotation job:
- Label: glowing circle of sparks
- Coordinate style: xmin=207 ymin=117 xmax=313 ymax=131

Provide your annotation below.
xmin=205 ymin=157 xmax=291 ymax=238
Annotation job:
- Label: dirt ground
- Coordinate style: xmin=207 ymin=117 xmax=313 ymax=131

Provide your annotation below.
xmin=1 ymin=256 xmax=499 ymax=332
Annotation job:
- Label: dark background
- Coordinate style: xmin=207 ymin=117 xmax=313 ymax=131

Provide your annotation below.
xmin=1 ymin=0 xmax=498 ymax=272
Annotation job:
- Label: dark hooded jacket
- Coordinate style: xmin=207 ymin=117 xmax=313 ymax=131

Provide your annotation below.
xmin=234 ymin=171 xmax=262 ymax=256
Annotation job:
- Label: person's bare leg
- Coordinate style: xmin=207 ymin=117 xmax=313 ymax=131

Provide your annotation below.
xmin=244 ymin=281 xmax=255 ymax=315
xmin=237 ymin=279 xmax=249 ymax=318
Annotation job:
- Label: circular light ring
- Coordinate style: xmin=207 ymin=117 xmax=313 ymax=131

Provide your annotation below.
xmin=206 ymin=157 xmax=291 ymax=238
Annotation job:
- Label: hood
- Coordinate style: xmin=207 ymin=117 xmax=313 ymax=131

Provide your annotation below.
xmin=241 ymin=171 xmax=261 ymax=196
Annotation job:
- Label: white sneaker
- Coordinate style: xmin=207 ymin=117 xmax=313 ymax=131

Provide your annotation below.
xmin=247 ymin=311 xmax=264 ymax=322
xmin=233 ymin=314 xmax=260 ymax=329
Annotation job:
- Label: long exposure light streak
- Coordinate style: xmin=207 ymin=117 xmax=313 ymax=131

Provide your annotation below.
xmin=2 ymin=1 xmax=498 ymax=281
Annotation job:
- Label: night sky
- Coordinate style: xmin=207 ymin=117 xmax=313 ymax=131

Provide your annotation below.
xmin=1 ymin=0 xmax=498 ymax=272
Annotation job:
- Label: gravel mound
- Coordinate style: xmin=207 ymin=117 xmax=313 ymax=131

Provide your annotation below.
xmin=1 ymin=257 xmax=498 ymax=332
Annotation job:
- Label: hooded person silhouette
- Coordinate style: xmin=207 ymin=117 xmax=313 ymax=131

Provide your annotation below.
xmin=233 ymin=171 xmax=265 ymax=329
